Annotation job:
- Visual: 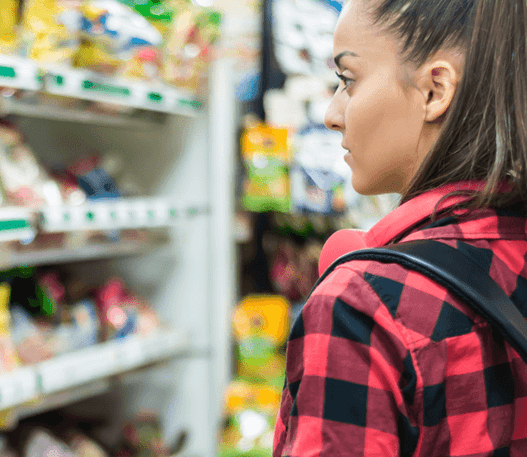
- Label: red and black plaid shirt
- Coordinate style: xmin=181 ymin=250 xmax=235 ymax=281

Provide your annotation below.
xmin=274 ymin=184 xmax=527 ymax=457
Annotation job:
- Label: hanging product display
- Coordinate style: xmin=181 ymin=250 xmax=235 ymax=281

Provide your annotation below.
xmin=20 ymin=0 xmax=83 ymax=66
xmin=219 ymin=295 xmax=289 ymax=457
xmin=241 ymin=123 xmax=291 ymax=213
xmin=271 ymin=0 xmax=339 ymax=82
xmin=290 ymin=122 xmax=349 ymax=215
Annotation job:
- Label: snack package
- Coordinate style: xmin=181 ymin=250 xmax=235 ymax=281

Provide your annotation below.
xmin=162 ymin=0 xmax=221 ymax=94
xmin=0 ymin=122 xmax=63 ymax=209
xmin=232 ymin=295 xmax=289 ymax=387
xmin=0 ymin=0 xmax=19 ymax=55
xmin=75 ymin=0 xmax=163 ymax=76
xmin=50 ymin=170 xmax=87 ymax=206
xmin=241 ymin=124 xmax=291 ymax=213
xmin=95 ymin=277 xmax=136 ymax=340
xmin=70 ymin=298 xmax=100 ymax=348
xmin=0 ymin=283 xmax=21 ymax=373
xmin=116 ymin=0 xmax=174 ymax=81
xmin=290 ymin=123 xmax=349 ymax=215
xmin=94 ymin=277 xmax=158 ymax=341
xmin=219 ymin=381 xmax=280 ymax=457
xmin=68 ymin=154 xmax=122 ymax=200
xmin=20 ymin=0 xmax=82 ymax=66
xmin=10 ymin=305 xmax=53 ymax=365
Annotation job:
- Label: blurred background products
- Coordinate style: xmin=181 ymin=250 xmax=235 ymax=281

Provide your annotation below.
xmin=0 ymin=0 xmax=222 ymax=98
xmin=219 ymin=295 xmax=289 ymax=457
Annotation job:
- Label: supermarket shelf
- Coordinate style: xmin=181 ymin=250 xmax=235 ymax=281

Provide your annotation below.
xmin=0 ymin=199 xmax=210 ymax=245
xmin=0 ymin=328 xmax=190 ymax=421
xmin=0 ymin=56 xmax=201 ymax=116
xmin=16 ymin=379 xmax=111 ymax=422
xmin=45 ymin=66 xmax=202 ymax=116
xmin=0 ymin=236 xmax=168 ymax=269
xmin=0 ymin=97 xmax=167 ymax=130
xmin=0 ymin=56 xmax=41 ymax=91
xmin=39 ymin=198 xmax=211 ymax=233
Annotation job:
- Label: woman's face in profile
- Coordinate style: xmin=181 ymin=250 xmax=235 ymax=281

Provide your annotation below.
xmin=324 ymin=0 xmax=428 ymax=196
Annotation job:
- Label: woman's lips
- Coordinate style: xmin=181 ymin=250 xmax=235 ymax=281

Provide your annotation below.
xmin=344 ymin=151 xmax=353 ymax=167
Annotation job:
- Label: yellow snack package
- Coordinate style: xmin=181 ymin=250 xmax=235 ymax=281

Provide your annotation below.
xmin=241 ymin=124 xmax=292 ymax=213
xmin=20 ymin=0 xmax=82 ymax=65
xmin=232 ymin=295 xmax=289 ymax=346
xmin=0 ymin=283 xmax=20 ymax=372
xmin=0 ymin=0 xmax=19 ymax=55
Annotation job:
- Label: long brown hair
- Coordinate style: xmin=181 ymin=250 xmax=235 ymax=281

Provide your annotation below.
xmin=364 ymin=0 xmax=527 ymax=212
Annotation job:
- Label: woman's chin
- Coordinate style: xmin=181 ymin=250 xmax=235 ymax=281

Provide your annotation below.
xmin=352 ymin=175 xmax=400 ymax=196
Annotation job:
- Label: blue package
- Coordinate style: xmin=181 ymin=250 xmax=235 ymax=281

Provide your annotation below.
xmin=77 ymin=168 xmax=122 ymax=200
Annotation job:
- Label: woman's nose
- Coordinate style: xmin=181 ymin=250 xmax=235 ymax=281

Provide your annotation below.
xmin=324 ymin=96 xmax=344 ymax=132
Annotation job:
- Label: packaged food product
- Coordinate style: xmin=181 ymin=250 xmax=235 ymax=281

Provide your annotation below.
xmin=70 ymin=298 xmax=100 ymax=348
xmin=10 ymin=305 xmax=53 ymax=365
xmin=0 ymin=122 xmax=63 ymax=209
xmin=95 ymin=277 xmax=138 ymax=340
xmin=75 ymin=0 xmax=163 ymax=76
xmin=0 ymin=283 xmax=20 ymax=372
xmin=162 ymin=0 xmax=221 ymax=93
xmin=220 ymin=381 xmax=279 ymax=457
xmin=20 ymin=0 xmax=82 ymax=65
xmin=241 ymin=124 xmax=291 ymax=213
xmin=0 ymin=0 xmax=19 ymax=55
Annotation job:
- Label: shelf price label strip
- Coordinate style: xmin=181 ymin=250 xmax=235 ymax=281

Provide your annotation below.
xmin=39 ymin=199 xmax=208 ymax=233
xmin=45 ymin=66 xmax=200 ymax=114
xmin=0 ymin=56 xmax=42 ymax=91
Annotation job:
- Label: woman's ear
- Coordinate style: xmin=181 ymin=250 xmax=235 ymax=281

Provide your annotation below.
xmin=415 ymin=53 xmax=462 ymax=122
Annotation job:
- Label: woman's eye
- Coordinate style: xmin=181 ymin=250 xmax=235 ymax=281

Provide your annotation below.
xmin=335 ymin=71 xmax=355 ymax=91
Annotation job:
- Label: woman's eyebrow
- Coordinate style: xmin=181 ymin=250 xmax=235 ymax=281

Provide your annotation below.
xmin=334 ymin=51 xmax=360 ymax=68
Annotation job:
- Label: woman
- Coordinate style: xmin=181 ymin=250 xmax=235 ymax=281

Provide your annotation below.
xmin=273 ymin=0 xmax=527 ymax=456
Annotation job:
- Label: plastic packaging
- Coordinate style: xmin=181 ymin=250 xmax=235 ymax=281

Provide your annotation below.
xmin=0 ymin=122 xmax=63 ymax=209
xmin=20 ymin=0 xmax=82 ymax=65
xmin=241 ymin=124 xmax=291 ymax=213
xmin=162 ymin=0 xmax=221 ymax=93
xmin=0 ymin=0 xmax=19 ymax=55
xmin=75 ymin=0 xmax=163 ymax=76
xmin=0 ymin=283 xmax=20 ymax=373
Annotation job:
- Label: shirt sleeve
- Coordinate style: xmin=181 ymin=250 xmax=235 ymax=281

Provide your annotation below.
xmin=273 ymin=265 xmax=419 ymax=457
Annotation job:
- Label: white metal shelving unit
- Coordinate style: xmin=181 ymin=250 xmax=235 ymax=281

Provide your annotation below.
xmin=0 ymin=56 xmax=236 ymax=457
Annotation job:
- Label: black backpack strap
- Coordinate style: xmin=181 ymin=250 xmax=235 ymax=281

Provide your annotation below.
xmin=312 ymin=239 xmax=527 ymax=364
